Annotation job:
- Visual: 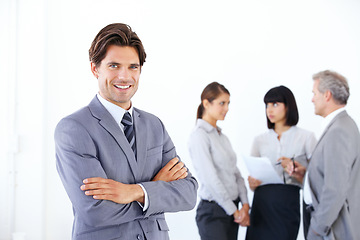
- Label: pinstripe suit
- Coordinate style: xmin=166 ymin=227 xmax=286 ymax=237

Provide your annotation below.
xmin=55 ymin=96 xmax=198 ymax=240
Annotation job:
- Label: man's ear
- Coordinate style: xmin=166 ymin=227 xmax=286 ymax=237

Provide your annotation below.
xmin=90 ymin=62 xmax=99 ymax=79
xmin=324 ymin=90 xmax=332 ymax=102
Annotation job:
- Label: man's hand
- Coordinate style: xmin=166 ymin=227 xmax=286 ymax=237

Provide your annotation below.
xmin=277 ymin=156 xmax=292 ymax=169
xmin=80 ymin=157 xmax=187 ymax=204
xmin=234 ymin=204 xmax=250 ymax=226
xmin=248 ymin=176 xmax=262 ymax=191
xmin=152 ymin=157 xmax=188 ymax=182
xmin=285 ymin=160 xmax=306 ymax=183
xmin=80 ymin=177 xmax=145 ymax=204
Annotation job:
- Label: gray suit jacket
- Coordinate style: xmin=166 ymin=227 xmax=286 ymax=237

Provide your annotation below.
xmin=307 ymin=110 xmax=360 ymax=240
xmin=55 ymin=96 xmax=198 ymax=240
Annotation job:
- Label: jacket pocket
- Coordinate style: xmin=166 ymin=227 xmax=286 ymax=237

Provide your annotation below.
xmin=146 ymin=145 xmax=162 ymax=157
xmin=156 ymin=219 xmax=169 ymax=231
xmin=140 ymin=217 xmax=169 ymax=233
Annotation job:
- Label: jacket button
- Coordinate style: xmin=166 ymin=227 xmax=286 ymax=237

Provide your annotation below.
xmin=136 ymin=234 xmax=143 ymax=240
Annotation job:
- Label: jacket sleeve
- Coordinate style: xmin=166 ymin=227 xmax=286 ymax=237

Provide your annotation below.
xmin=310 ymin=126 xmax=354 ymax=236
xmin=55 ymin=117 xmax=144 ymax=228
xmin=141 ymin=119 xmax=198 ymax=217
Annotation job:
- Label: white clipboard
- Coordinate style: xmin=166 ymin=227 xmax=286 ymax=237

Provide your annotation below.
xmin=243 ymin=155 xmax=283 ymax=185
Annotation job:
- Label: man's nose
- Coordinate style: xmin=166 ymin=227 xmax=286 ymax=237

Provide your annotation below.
xmin=118 ymin=67 xmax=130 ymax=79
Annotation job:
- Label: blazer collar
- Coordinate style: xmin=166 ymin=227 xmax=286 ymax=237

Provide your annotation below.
xmin=88 ymin=96 xmax=139 ymax=180
xmin=312 ymin=110 xmax=348 ymax=154
xmin=132 ymin=108 xmax=149 ymax=179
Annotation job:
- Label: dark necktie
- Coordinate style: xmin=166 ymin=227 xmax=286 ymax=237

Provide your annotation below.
xmin=121 ymin=112 xmax=136 ymax=156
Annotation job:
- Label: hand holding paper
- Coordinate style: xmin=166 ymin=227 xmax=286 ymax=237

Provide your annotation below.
xmin=243 ymin=155 xmax=283 ymax=185
xmin=248 ymin=176 xmax=262 ymax=191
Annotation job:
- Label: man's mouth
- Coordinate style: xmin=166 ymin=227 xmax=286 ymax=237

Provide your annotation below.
xmin=114 ymin=85 xmax=131 ymax=89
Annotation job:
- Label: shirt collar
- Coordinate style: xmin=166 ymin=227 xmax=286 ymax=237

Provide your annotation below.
xmin=320 ymin=106 xmax=345 ymax=135
xmin=196 ymin=119 xmax=221 ymax=133
xmin=269 ymin=126 xmax=295 ymax=137
xmin=97 ymin=93 xmax=133 ymax=125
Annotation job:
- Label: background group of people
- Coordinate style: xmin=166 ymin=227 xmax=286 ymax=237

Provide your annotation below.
xmin=189 ymin=71 xmax=360 ymax=240
xmin=55 ymin=22 xmax=360 ymax=240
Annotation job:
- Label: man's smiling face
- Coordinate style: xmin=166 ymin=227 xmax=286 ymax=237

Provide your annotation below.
xmin=91 ymin=45 xmax=141 ymax=110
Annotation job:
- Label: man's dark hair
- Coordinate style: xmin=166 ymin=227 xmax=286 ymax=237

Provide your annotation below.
xmin=89 ymin=23 xmax=146 ymax=67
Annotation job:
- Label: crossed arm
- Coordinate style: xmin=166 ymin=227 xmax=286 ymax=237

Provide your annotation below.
xmin=80 ymin=157 xmax=188 ymax=204
xmin=56 ymin=116 xmax=197 ymax=227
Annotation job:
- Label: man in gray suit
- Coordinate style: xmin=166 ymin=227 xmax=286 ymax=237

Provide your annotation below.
xmin=291 ymin=70 xmax=360 ymax=240
xmin=55 ymin=23 xmax=198 ymax=240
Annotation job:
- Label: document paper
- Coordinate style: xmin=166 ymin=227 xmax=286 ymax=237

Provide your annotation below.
xmin=243 ymin=155 xmax=283 ymax=185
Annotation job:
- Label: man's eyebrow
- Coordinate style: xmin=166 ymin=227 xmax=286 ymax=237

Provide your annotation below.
xmin=106 ymin=62 xmax=140 ymax=66
xmin=106 ymin=61 xmax=120 ymax=65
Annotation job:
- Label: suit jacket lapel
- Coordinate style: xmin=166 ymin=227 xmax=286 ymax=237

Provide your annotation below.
xmin=311 ymin=110 xmax=348 ymax=156
xmin=308 ymin=110 xmax=348 ymax=204
xmin=88 ymin=96 xmax=139 ymax=180
xmin=133 ymin=108 xmax=148 ymax=180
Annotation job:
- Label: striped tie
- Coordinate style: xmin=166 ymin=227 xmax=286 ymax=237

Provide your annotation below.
xmin=121 ymin=112 xmax=136 ymax=156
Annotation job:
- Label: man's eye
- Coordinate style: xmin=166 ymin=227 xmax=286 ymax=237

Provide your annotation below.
xmin=130 ymin=65 xmax=139 ymax=70
xmin=109 ymin=64 xmax=118 ymax=68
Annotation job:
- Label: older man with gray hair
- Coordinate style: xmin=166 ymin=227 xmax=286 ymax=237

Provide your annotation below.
xmin=301 ymin=70 xmax=360 ymax=240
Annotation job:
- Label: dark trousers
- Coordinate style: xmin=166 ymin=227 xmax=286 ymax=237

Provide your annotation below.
xmin=303 ymin=201 xmax=312 ymax=239
xmin=196 ymin=199 xmax=240 ymax=240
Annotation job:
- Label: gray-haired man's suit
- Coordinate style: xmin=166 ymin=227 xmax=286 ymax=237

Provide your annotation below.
xmin=55 ymin=96 xmax=198 ymax=240
xmin=307 ymin=110 xmax=360 ymax=240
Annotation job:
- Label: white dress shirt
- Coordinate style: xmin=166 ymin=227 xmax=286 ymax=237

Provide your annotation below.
xmin=251 ymin=126 xmax=317 ymax=188
xmin=97 ymin=94 xmax=149 ymax=210
xmin=303 ymin=107 xmax=346 ymax=204
xmin=188 ymin=119 xmax=249 ymax=215
xmin=97 ymin=93 xmax=133 ymax=131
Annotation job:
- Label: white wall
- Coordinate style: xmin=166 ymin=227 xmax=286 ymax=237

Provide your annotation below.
xmin=1 ymin=0 xmax=46 ymax=239
xmin=1 ymin=0 xmax=360 ymax=239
